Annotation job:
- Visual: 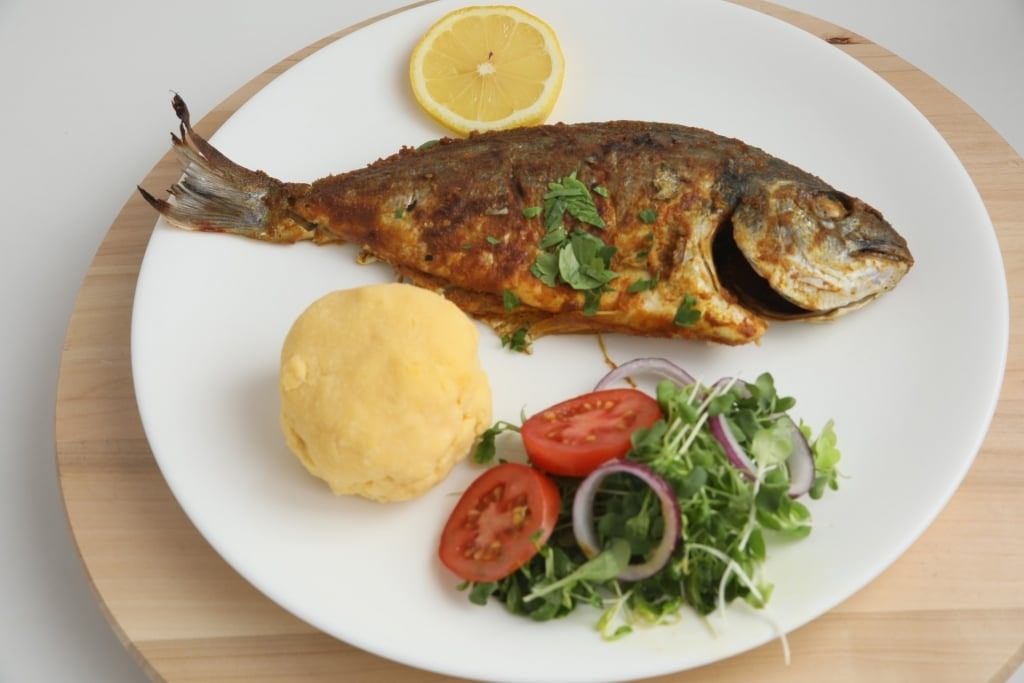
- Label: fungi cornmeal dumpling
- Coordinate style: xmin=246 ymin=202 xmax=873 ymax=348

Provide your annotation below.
xmin=279 ymin=283 xmax=492 ymax=502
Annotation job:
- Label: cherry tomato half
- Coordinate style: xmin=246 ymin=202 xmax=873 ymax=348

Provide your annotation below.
xmin=439 ymin=462 xmax=560 ymax=583
xmin=521 ymin=388 xmax=663 ymax=477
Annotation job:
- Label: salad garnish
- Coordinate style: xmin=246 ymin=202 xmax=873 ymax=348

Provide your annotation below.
xmin=438 ymin=358 xmax=842 ymax=643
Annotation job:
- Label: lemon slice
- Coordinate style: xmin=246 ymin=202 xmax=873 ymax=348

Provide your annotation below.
xmin=409 ymin=5 xmax=565 ymax=136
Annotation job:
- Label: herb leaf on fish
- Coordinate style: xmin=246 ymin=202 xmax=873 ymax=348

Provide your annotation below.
xmin=559 ymin=232 xmax=617 ymax=291
xmin=527 ymin=172 xmax=617 ymax=315
xmin=673 ymin=294 xmax=701 ymax=327
xmin=543 ymin=171 xmax=607 ymax=230
xmin=503 ymin=289 xmax=521 ymax=311
xmin=638 ymin=208 xmax=657 ymax=224
xmin=628 ymin=276 xmax=659 ymax=293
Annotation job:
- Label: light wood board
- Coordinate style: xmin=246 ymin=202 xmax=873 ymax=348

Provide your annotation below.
xmin=55 ymin=1 xmax=1024 ymax=681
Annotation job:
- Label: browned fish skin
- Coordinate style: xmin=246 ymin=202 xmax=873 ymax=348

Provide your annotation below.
xmin=141 ymin=96 xmax=913 ymax=347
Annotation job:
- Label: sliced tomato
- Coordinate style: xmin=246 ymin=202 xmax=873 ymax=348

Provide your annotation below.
xmin=521 ymin=388 xmax=662 ymax=477
xmin=439 ymin=462 xmax=560 ymax=583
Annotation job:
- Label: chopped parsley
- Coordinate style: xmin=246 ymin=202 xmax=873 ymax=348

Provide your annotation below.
xmin=627 ymin=276 xmax=659 ymax=293
xmin=638 ymin=208 xmax=657 ymax=224
xmin=525 ymin=171 xmax=616 ymax=316
xmin=542 ymin=170 xmax=607 ymax=230
xmin=531 ymin=231 xmax=617 ymax=316
xmin=501 ymin=326 xmax=530 ymax=352
xmin=503 ymin=289 xmax=521 ymax=311
xmin=673 ymin=294 xmax=701 ymax=326
xmin=538 ymin=226 xmax=567 ymax=250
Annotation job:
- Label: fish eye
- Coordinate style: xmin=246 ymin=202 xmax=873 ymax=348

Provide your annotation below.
xmin=811 ymin=192 xmax=850 ymax=221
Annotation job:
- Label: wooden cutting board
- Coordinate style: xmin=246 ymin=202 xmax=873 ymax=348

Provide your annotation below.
xmin=55 ymin=1 xmax=1024 ymax=681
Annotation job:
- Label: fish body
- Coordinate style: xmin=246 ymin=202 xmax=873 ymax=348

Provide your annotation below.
xmin=141 ymin=95 xmax=913 ymax=347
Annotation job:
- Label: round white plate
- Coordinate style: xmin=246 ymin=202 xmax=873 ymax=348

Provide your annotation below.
xmin=131 ymin=1 xmax=1008 ymax=681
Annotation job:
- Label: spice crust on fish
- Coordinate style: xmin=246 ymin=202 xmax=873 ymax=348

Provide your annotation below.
xmin=140 ymin=95 xmax=913 ymax=348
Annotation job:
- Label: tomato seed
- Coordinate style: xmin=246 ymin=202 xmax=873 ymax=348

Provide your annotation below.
xmin=511 ymin=504 xmax=529 ymax=526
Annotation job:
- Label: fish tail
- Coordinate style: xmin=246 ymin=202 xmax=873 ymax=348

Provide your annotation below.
xmin=138 ymin=93 xmax=316 ymax=244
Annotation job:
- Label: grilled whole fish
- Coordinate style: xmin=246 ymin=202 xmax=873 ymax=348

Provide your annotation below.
xmin=140 ymin=95 xmax=913 ymax=347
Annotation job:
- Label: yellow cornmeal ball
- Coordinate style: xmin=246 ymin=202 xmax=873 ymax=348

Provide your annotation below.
xmin=279 ymin=283 xmax=492 ymax=502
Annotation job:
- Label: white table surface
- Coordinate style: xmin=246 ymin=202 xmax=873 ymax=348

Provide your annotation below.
xmin=2 ymin=1 xmax=1021 ymax=681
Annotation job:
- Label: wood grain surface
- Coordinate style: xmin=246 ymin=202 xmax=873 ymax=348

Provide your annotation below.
xmin=55 ymin=1 xmax=1024 ymax=681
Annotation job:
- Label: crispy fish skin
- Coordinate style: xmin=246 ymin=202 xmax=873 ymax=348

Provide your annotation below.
xmin=140 ymin=95 xmax=913 ymax=346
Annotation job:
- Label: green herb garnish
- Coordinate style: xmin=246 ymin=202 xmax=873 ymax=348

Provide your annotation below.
xmin=500 ymin=326 xmax=530 ymax=353
xmin=806 ymin=419 xmax=841 ymax=498
xmin=542 ymin=170 xmax=607 ymax=230
xmin=627 ymin=276 xmax=658 ymax=293
xmin=525 ymin=171 xmax=617 ymax=315
xmin=638 ymin=208 xmax=657 ymax=224
xmin=558 ymin=231 xmax=617 ymax=291
xmin=503 ymin=289 xmax=521 ymax=311
xmin=673 ymin=294 xmax=701 ymax=326
xmin=472 ymin=420 xmax=521 ymax=464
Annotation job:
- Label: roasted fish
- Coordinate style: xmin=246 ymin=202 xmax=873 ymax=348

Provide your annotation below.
xmin=140 ymin=95 xmax=913 ymax=347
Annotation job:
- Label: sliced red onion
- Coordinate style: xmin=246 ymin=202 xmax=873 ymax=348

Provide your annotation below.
xmin=572 ymin=460 xmax=681 ymax=581
xmin=708 ymin=414 xmax=816 ymax=498
xmin=594 ymin=357 xmax=696 ymax=391
xmin=709 ymin=414 xmax=757 ymax=478
xmin=785 ymin=424 xmax=816 ymax=498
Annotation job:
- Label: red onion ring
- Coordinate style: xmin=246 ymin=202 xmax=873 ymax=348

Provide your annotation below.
xmin=594 ymin=357 xmax=696 ymax=391
xmin=708 ymin=413 xmax=816 ymax=498
xmin=571 ymin=460 xmax=681 ymax=581
xmin=708 ymin=414 xmax=757 ymax=478
xmin=784 ymin=424 xmax=816 ymax=498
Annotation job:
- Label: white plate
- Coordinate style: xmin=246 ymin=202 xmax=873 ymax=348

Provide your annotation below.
xmin=131 ymin=1 xmax=1008 ymax=681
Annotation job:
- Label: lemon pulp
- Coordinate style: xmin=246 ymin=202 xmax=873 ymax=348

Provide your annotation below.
xmin=410 ymin=5 xmax=565 ymax=135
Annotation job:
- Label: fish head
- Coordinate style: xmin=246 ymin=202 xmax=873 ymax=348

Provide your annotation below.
xmin=717 ymin=179 xmax=913 ymax=319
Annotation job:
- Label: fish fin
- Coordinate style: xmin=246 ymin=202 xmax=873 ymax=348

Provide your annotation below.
xmin=138 ymin=93 xmax=315 ymax=244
